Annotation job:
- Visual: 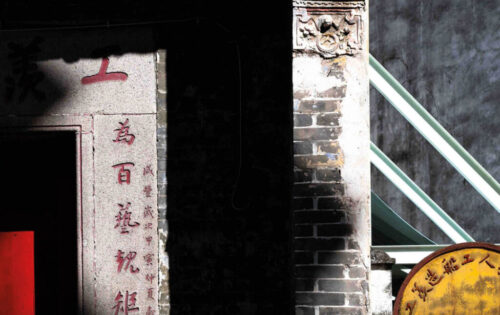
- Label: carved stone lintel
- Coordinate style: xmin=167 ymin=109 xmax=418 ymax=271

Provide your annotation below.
xmin=293 ymin=0 xmax=365 ymax=9
xmin=294 ymin=7 xmax=364 ymax=58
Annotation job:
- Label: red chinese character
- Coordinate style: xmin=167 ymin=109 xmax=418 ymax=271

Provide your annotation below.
xmin=144 ymin=253 xmax=154 ymax=266
xmin=115 ymin=203 xmax=140 ymax=234
xmin=147 ymin=288 xmax=154 ymax=300
xmin=146 ymin=306 xmax=156 ymax=315
xmin=143 ymin=164 xmax=154 ymax=176
xmin=113 ymin=119 xmax=135 ymax=145
xmin=144 ymin=223 xmax=153 ymax=230
xmin=143 ymin=185 xmax=152 ymax=198
xmin=112 ymin=291 xmax=139 ymax=315
xmin=411 ymin=282 xmax=433 ymax=302
xmin=425 ymin=269 xmax=443 ymax=286
xmin=405 ymin=300 xmax=416 ymax=315
xmin=442 ymin=257 xmax=460 ymax=274
xmin=146 ymin=236 xmax=153 ymax=246
xmin=82 ymin=57 xmax=128 ymax=85
xmin=145 ymin=273 xmax=155 ymax=284
xmin=113 ymin=163 xmax=135 ymax=185
xmin=115 ymin=250 xmax=140 ymax=273
xmin=461 ymin=254 xmax=474 ymax=265
xmin=144 ymin=205 xmax=154 ymax=219
xmin=479 ymin=254 xmax=496 ymax=269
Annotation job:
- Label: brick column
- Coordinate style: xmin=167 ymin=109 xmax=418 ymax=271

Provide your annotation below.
xmin=292 ymin=1 xmax=370 ymax=314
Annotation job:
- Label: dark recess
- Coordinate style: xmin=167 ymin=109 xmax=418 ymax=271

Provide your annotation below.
xmin=0 ymin=131 xmax=78 ymax=314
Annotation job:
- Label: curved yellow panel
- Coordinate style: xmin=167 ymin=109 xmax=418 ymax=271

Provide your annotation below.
xmin=395 ymin=243 xmax=500 ymax=315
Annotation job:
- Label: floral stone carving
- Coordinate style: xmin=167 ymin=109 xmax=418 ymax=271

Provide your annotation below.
xmin=294 ymin=8 xmax=363 ymax=58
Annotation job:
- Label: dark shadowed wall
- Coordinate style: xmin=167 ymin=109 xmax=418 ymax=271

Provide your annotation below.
xmin=166 ymin=31 xmax=293 ymax=314
xmin=370 ymin=0 xmax=500 ymax=244
xmin=1 ymin=1 xmax=293 ymax=314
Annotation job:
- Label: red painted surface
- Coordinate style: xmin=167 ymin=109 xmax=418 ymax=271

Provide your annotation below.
xmin=0 ymin=231 xmax=35 ymax=315
xmin=81 ymin=57 xmax=128 ymax=84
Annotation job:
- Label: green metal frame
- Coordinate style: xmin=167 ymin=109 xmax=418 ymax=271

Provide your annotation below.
xmin=371 ymin=192 xmax=435 ymax=245
xmin=371 ymin=142 xmax=474 ymax=243
xmin=370 ymin=54 xmax=500 ymax=213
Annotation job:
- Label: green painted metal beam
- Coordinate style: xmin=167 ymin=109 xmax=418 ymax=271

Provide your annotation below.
xmin=369 ymin=54 xmax=500 ymax=213
xmin=371 ymin=142 xmax=474 ymax=243
xmin=372 ymin=192 xmax=435 ymax=245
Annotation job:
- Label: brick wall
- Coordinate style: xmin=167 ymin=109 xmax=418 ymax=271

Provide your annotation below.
xmin=293 ymin=1 xmax=370 ymax=314
xmin=165 ymin=34 xmax=292 ymax=313
xmin=293 ymin=70 xmax=367 ymax=315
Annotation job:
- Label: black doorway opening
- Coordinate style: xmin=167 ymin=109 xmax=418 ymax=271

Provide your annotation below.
xmin=0 ymin=131 xmax=78 ymax=314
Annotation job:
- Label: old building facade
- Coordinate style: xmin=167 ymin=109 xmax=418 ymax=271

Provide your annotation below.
xmin=0 ymin=0 xmax=374 ymax=314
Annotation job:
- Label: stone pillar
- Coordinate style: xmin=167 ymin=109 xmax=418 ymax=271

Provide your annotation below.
xmin=370 ymin=250 xmax=395 ymax=315
xmin=292 ymin=1 xmax=370 ymax=314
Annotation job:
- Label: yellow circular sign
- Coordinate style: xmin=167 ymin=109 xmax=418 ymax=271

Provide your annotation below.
xmin=394 ymin=243 xmax=500 ymax=315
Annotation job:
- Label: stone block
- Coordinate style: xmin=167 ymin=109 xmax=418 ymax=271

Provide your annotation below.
xmin=317 ymin=224 xmax=353 ymax=237
xmin=295 ymin=251 xmax=315 ymax=265
xmin=294 ymin=238 xmax=345 ymax=251
xmin=294 ymin=114 xmax=313 ymax=127
xmin=294 ymin=127 xmax=340 ymax=141
xmin=94 ymin=114 xmax=159 ymax=315
xmin=296 ymin=293 xmax=344 ymax=306
xmin=294 ymin=211 xmax=345 ymax=224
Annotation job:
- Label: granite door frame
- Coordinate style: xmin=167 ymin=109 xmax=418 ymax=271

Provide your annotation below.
xmin=0 ymin=115 xmax=93 ymax=315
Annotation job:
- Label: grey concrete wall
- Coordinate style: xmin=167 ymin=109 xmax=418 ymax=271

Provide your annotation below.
xmin=370 ymin=0 xmax=500 ymax=244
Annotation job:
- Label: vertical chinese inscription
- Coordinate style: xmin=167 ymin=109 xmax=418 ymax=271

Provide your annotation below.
xmin=142 ymin=163 xmax=157 ymax=312
xmin=95 ymin=115 xmax=158 ymax=315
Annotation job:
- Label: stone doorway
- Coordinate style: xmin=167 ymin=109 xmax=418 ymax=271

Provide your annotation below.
xmin=0 ymin=131 xmax=78 ymax=314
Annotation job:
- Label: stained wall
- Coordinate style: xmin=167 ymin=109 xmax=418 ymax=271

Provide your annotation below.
xmin=370 ymin=0 xmax=500 ymax=244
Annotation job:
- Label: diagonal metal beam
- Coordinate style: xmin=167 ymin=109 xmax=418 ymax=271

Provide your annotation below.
xmin=370 ymin=142 xmax=474 ymax=243
xmin=371 ymin=192 xmax=435 ymax=245
xmin=369 ymin=54 xmax=500 ymax=214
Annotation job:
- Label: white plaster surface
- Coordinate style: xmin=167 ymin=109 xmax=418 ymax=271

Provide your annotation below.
xmin=292 ymin=54 xmax=345 ymax=95
xmin=339 ymin=50 xmax=371 ymax=268
xmin=369 ymin=269 xmax=393 ymax=315
xmin=338 ymin=26 xmax=371 ymax=314
xmin=94 ymin=114 xmax=159 ymax=315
